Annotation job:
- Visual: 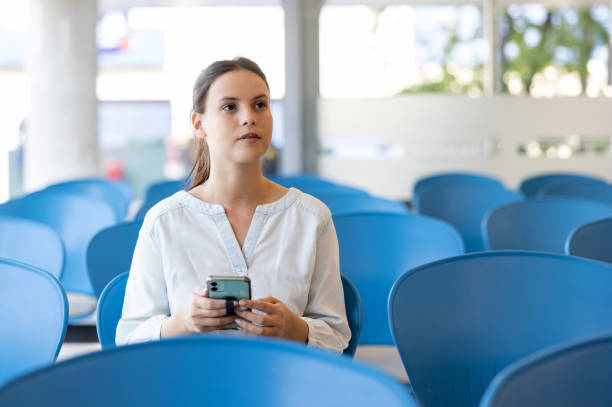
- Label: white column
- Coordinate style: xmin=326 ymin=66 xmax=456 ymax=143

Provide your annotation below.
xmin=283 ymin=0 xmax=321 ymax=175
xmin=25 ymin=0 xmax=99 ymax=191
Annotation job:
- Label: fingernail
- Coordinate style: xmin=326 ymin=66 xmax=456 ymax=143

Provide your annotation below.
xmin=239 ymin=300 xmax=247 ymax=306
xmin=235 ymin=319 xmax=241 ymax=325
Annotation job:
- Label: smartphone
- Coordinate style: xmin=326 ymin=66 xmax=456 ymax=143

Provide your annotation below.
xmin=206 ymin=275 xmax=251 ymax=329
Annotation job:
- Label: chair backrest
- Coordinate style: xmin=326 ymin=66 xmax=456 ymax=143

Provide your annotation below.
xmin=0 ymin=258 xmax=68 ymax=386
xmin=484 ymin=198 xmax=612 ymax=253
xmin=0 ymin=337 xmax=418 ymax=407
xmin=519 ymin=173 xmax=607 ymax=198
xmin=87 ymin=220 xmax=143 ymax=297
xmin=322 ymin=195 xmax=408 ymax=216
xmin=388 ymin=251 xmax=612 ymax=407
xmin=0 ymin=191 xmax=117 ymax=295
xmin=45 ymin=178 xmax=131 ymax=221
xmin=97 ymin=272 xmax=129 ymax=349
xmin=97 ymin=272 xmax=363 ymax=357
xmin=416 ymin=183 xmax=522 ymax=252
xmin=341 ymin=274 xmax=362 ymax=356
xmin=566 ymin=217 xmax=612 ymax=263
xmin=334 ymin=213 xmax=464 ymax=345
xmin=135 ymin=180 xmax=184 ymax=220
xmin=541 ymin=182 xmax=612 ymax=205
xmin=481 ymin=335 xmax=612 ymax=407
xmin=412 ymin=172 xmax=505 ymax=212
xmin=0 ymin=215 xmax=64 ymax=279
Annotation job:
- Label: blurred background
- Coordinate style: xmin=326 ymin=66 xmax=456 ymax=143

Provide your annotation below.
xmin=1 ymin=0 xmax=611 ymax=202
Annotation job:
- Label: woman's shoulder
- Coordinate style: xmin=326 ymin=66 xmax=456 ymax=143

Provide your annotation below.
xmin=290 ymin=189 xmax=332 ymax=224
xmin=141 ymin=190 xmax=192 ymax=228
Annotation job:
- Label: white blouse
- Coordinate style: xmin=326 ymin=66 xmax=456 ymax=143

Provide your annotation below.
xmin=116 ymin=188 xmax=351 ymax=352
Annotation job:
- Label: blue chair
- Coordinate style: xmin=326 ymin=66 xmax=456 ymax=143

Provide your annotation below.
xmin=321 ymin=195 xmax=408 ymax=216
xmin=484 ymin=198 xmax=612 ymax=253
xmin=519 ymin=173 xmax=607 ymax=198
xmin=0 ymin=258 xmax=68 ymax=386
xmin=97 ymin=272 xmax=363 ymax=357
xmin=388 ymin=251 xmax=612 ymax=407
xmin=96 ymin=272 xmax=129 ymax=349
xmin=135 ymin=180 xmax=184 ymax=220
xmin=341 ymin=275 xmax=362 ymax=356
xmin=334 ymin=213 xmax=464 ymax=345
xmin=0 ymin=336 xmax=416 ymax=407
xmin=412 ymin=173 xmax=505 ymax=212
xmin=0 ymin=191 xmax=116 ymax=300
xmin=415 ymin=182 xmax=522 ymax=252
xmin=0 ymin=215 xmax=64 ymax=279
xmin=566 ymin=217 xmax=612 ymax=264
xmin=86 ymin=220 xmax=143 ymax=297
xmin=45 ymin=178 xmax=132 ymax=221
xmin=541 ymin=182 xmax=612 ymax=205
xmin=481 ymin=335 xmax=612 ymax=407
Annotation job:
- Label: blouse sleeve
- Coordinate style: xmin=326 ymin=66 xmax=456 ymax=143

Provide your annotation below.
xmin=115 ymin=219 xmax=170 ymax=345
xmin=301 ymin=218 xmax=352 ymax=353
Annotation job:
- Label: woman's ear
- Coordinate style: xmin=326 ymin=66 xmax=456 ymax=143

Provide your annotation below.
xmin=191 ymin=112 xmax=206 ymax=139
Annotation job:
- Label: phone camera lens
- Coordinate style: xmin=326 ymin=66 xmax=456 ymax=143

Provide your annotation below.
xmin=211 ymin=287 xmax=218 ymax=292
xmin=211 ymin=282 xmax=217 ymax=286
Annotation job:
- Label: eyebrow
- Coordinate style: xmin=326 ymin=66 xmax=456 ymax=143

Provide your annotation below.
xmin=218 ymin=94 xmax=269 ymax=103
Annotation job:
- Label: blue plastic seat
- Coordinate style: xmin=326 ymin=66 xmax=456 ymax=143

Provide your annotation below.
xmin=415 ymin=182 xmax=522 ymax=252
xmin=96 ymin=272 xmax=129 ymax=349
xmin=519 ymin=173 xmax=607 ymax=198
xmin=0 ymin=258 xmax=67 ymax=386
xmin=0 ymin=336 xmax=416 ymax=407
xmin=334 ymin=213 xmax=464 ymax=345
xmin=86 ymin=220 xmax=143 ymax=297
xmin=412 ymin=172 xmax=505 ymax=212
xmin=389 ymin=251 xmax=612 ymax=407
xmin=0 ymin=215 xmax=64 ymax=279
xmin=541 ymin=182 xmax=612 ymax=205
xmin=135 ymin=180 xmax=184 ymax=220
xmin=481 ymin=335 xmax=612 ymax=407
xmin=97 ymin=272 xmax=362 ymax=357
xmin=321 ymin=195 xmax=408 ymax=216
xmin=45 ymin=178 xmax=132 ymax=221
xmin=0 ymin=191 xmax=116 ymax=299
xmin=566 ymin=217 xmax=612 ymax=264
xmin=484 ymin=198 xmax=612 ymax=253
xmin=340 ymin=274 xmax=362 ymax=356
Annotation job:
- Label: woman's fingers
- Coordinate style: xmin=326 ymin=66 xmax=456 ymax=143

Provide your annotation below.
xmin=235 ymin=309 xmax=274 ymax=326
xmin=193 ymin=295 xmax=230 ymax=311
xmin=236 ymin=318 xmax=277 ymax=336
xmin=193 ymin=315 xmax=237 ymax=329
xmin=239 ymin=299 xmax=278 ymax=314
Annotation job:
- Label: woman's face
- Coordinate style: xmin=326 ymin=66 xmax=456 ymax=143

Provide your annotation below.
xmin=194 ymin=69 xmax=273 ymax=168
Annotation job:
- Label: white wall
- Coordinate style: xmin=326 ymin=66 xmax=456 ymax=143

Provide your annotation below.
xmin=318 ymin=96 xmax=612 ymax=200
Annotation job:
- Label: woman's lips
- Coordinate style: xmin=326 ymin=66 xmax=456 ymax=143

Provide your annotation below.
xmin=238 ymin=133 xmax=261 ymax=143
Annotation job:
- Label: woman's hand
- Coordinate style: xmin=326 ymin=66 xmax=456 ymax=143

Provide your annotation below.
xmin=161 ymin=286 xmax=238 ymax=337
xmin=235 ymin=297 xmax=309 ymax=343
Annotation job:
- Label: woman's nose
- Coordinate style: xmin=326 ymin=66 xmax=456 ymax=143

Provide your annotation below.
xmin=241 ymin=109 xmax=256 ymax=126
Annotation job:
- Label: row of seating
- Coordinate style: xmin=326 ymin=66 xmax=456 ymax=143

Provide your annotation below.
xmin=3 ymin=172 xmax=612 ymax=406
xmin=5 ymin=251 xmax=612 ymax=406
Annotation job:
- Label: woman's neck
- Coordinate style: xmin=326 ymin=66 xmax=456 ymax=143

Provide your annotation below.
xmin=194 ymin=162 xmax=268 ymax=208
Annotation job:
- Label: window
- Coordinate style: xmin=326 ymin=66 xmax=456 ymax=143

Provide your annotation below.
xmin=320 ymin=4 xmax=486 ymax=97
xmin=500 ymin=3 xmax=611 ymax=97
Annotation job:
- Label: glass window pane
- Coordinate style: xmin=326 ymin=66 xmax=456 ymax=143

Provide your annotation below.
xmin=500 ymin=3 xmax=611 ymax=97
xmin=320 ymin=4 xmax=486 ymax=97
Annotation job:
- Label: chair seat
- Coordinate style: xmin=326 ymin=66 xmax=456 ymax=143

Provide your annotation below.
xmin=355 ymin=345 xmax=410 ymax=384
xmin=66 ymin=293 xmax=97 ymax=319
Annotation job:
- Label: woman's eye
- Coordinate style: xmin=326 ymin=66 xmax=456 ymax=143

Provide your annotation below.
xmin=223 ymin=104 xmax=236 ymax=111
xmin=255 ymin=102 xmax=267 ymax=109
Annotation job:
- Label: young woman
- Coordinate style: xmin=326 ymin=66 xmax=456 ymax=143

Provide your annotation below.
xmin=116 ymin=57 xmax=350 ymax=352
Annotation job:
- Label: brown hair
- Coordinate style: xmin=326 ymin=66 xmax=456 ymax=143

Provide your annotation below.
xmin=186 ymin=57 xmax=270 ymax=190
